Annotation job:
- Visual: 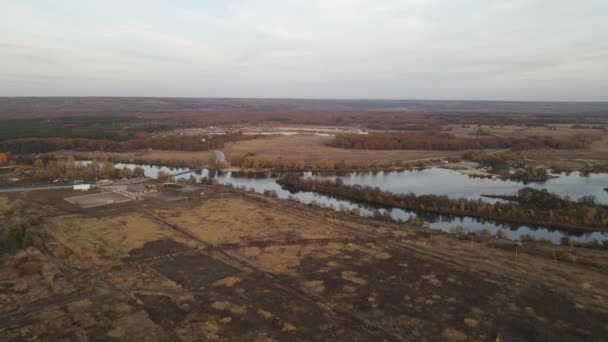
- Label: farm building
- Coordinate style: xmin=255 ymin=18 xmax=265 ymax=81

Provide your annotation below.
xmin=0 ymin=153 xmax=8 ymax=164
xmin=127 ymin=184 xmax=147 ymax=193
xmin=73 ymin=184 xmax=92 ymax=191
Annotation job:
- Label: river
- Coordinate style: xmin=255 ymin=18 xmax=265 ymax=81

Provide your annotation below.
xmin=114 ymin=163 xmax=608 ymax=245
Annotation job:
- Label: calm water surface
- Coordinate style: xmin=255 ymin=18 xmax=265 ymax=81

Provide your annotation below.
xmin=115 ymin=163 xmax=608 ymax=245
xmin=321 ymin=168 xmax=608 ymax=205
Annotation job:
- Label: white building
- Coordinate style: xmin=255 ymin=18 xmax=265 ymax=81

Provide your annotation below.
xmin=73 ymin=184 xmax=91 ymax=191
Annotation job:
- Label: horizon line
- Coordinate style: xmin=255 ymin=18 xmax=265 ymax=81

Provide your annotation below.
xmin=1 ymin=96 xmax=607 ymax=104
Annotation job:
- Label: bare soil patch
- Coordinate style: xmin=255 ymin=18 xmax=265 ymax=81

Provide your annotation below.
xmin=64 ymin=191 xmax=133 ymax=208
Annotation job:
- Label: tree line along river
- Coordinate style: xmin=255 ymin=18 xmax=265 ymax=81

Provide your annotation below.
xmin=114 ymin=163 xmax=608 ymax=245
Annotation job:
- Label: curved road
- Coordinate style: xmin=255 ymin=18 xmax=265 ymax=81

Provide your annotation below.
xmin=212 ymin=150 xmax=227 ymax=164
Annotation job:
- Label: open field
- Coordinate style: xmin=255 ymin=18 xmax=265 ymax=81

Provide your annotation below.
xmin=521 ymin=136 xmax=608 ymax=167
xmin=447 ymin=124 xmax=607 ymax=139
xmin=450 ymin=124 xmax=608 ymax=167
xmin=447 ymin=124 xmax=608 ymax=168
xmin=64 ymin=191 xmax=133 ymax=208
xmin=225 ymin=135 xmax=464 ymax=164
xmin=2 ymin=187 xmax=608 ymax=340
xmin=160 ymin=123 xmax=363 ymax=137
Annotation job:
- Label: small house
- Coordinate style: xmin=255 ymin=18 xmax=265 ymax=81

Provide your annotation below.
xmin=74 ymin=184 xmax=91 ymax=191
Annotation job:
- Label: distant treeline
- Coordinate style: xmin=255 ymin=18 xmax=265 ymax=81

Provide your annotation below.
xmin=30 ymin=158 xmax=145 ymax=181
xmin=230 ymin=155 xmax=426 ymax=171
xmin=570 ymin=124 xmax=606 ymax=130
xmin=277 ymin=175 xmax=608 ymax=230
xmin=3 ymin=98 xmax=607 ymax=126
xmin=0 ymin=117 xmax=193 ymax=142
xmin=328 ymin=133 xmax=590 ymax=151
xmin=0 ymin=134 xmax=258 ymax=154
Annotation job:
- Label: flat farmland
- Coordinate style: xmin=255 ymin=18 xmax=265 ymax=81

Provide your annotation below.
xmin=520 ymin=136 xmax=608 ymax=168
xmin=446 ymin=124 xmax=608 ymax=167
xmin=447 ymin=124 xmax=607 ymax=139
xmin=224 ymin=135 xmax=463 ymax=164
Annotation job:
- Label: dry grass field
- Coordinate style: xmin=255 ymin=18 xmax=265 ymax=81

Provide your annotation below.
xmin=42 ymin=213 xmax=194 ymax=270
xmin=224 ymin=135 xmax=462 ymax=164
xmin=522 ymin=136 xmax=608 ymax=167
xmin=2 ymin=188 xmax=608 ymax=340
xmin=447 ymin=123 xmax=607 ymax=139
xmin=447 ymin=124 xmax=608 ymax=167
xmin=155 ymin=197 xmax=342 ymax=246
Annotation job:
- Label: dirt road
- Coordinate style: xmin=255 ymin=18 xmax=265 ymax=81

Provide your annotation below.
xmin=212 ymin=150 xmax=227 ymax=164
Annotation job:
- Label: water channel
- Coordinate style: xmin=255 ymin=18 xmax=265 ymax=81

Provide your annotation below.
xmin=114 ymin=163 xmax=608 ymax=245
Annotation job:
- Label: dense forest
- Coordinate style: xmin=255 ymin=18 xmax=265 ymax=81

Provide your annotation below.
xmin=277 ymin=175 xmax=608 ymax=230
xmin=328 ymin=133 xmax=590 ymax=151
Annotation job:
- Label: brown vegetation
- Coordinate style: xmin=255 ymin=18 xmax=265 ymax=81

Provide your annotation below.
xmin=1 ymin=133 xmax=258 ymax=154
xmin=225 ymin=135 xmax=463 ymax=165
xmin=0 ymin=199 xmax=46 ymax=255
xmin=231 ymin=155 xmax=430 ymax=172
xmin=329 ymin=132 xmax=591 ymax=150
xmin=330 ymin=132 xmax=509 ymax=150
xmin=2 ymin=189 xmax=608 ymax=340
xmin=29 ymin=157 xmax=144 ymax=182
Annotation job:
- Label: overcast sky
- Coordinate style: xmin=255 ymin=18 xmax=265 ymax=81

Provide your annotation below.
xmin=1 ymin=0 xmax=607 ymax=101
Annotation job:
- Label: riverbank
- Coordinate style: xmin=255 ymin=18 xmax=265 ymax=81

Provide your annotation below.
xmin=277 ymin=176 xmax=608 ymax=235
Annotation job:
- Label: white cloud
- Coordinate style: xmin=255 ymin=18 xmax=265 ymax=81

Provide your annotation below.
xmin=0 ymin=0 xmax=606 ymax=100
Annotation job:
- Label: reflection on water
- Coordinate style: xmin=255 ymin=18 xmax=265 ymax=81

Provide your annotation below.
xmin=115 ymin=162 xmax=608 ymax=245
xmin=320 ymin=168 xmax=608 ymax=205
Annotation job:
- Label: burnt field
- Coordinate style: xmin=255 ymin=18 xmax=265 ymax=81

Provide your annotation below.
xmin=2 ymin=187 xmax=608 ymax=341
